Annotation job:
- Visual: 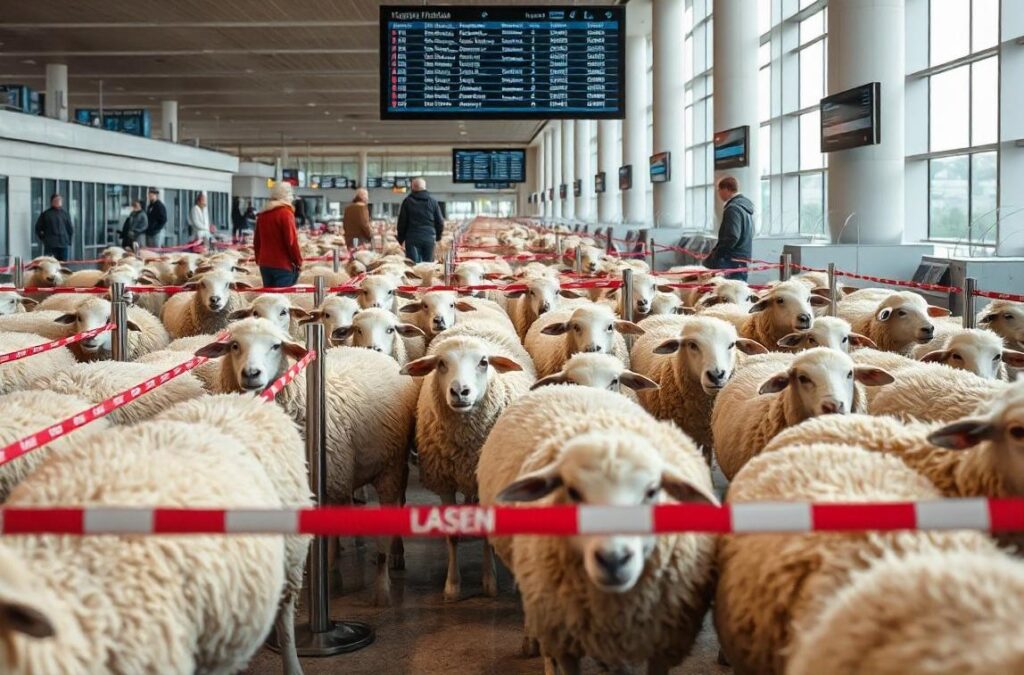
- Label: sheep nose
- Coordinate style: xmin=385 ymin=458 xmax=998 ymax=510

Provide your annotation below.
xmin=921 ymin=325 xmax=935 ymax=338
xmin=540 ymin=302 xmax=551 ymax=313
xmin=820 ymin=400 xmax=844 ymax=415
xmin=45 ymin=276 xmax=56 ymax=283
xmin=594 ymin=548 xmax=633 ymax=575
xmin=706 ymin=369 xmax=727 ymax=385
xmin=796 ymin=313 xmax=811 ymax=327
xmin=583 ymin=344 xmax=603 ymax=353
xmin=449 ymin=385 xmax=470 ymax=398
xmin=209 ymin=295 xmax=222 ymax=305
xmin=372 ymin=346 xmax=382 ymax=352
xmin=241 ymin=367 xmax=262 ymax=379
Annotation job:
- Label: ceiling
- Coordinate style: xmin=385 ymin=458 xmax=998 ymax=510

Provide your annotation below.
xmin=0 ymin=0 xmax=618 ymax=157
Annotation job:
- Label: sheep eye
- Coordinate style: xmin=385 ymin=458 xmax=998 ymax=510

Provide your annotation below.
xmin=573 ymin=325 xmax=581 ymax=333
xmin=1005 ymin=314 xmax=1014 ymax=321
xmin=450 ymin=303 xmax=455 ymax=308
xmin=1010 ymin=426 xmax=1024 ymax=440
xmin=776 ymin=298 xmax=784 ymax=304
xmin=798 ymin=375 xmax=811 ymax=385
xmin=386 ymin=327 xmax=394 ymax=334
xmin=728 ymin=342 xmax=737 ymax=349
xmin=808 ymin=338 xmax=818 ymax=346
xmin=898 ymin=310 xmax=907 ymax=317
xmin=952 ymin=354 xmax=963 ymax=361
xmin=230 ymin=342 xmax=240 ymax=351
xmin=841 ymin=336 xmax=848 ymax=343
xmin=688 ymin=342 xmax=699 ymax=351
xmin=610 ymin=378 xmax=619 ymax=387
xmin=847 ymin=371 xmax=853 ymax=379
xmin=992 ymin=354 xmax=1001 ymax=361
xmin=479 ymin=358 xmax=489 ymax=368
xmin=388 ymin=290 xmax=394 ymax=296
xmin=566 ymin=487 xmax=583 ymax=502
xmin=644 ymin=486 xmax=659 ymax=501
xmin=279 ymin=310 xmax=287 ymax=316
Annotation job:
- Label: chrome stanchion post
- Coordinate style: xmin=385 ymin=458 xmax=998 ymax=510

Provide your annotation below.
xmin=779 ymin=253 xmax=792 ymax=282
xmin=575 ymin=246 xmax=583 ymax=276
xmin=648 ymin=235 xmax=655 ymax=271
xmin=443 ymin=250 xmax=454 ymax=287
xmin=111 ymin=282 xmax=129 ymax=362
xmin=622 ymin=268 xmax=635 ymax=350
xmin=963 ymin=278 xmax=977 ymax=329
xmin=332 ymin=247 xmax=340 ymax=274
xmin=314 ymin=275 xmax=326 ymax=309
xmin=12 ymin=256 xmax=23 ymax=288
xmin=827 ymin=263 xmax=837 ymax=318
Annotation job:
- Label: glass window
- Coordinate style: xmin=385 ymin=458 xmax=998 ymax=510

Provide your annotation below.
xmin=929 ymin=65 xmax=970 ymax=151
xmin=971 ymin=0 xmax=999 ymax=52
xmin=930 ymin=0 xmax=971 ymax=66
xmin=799 ymin=40 xmax=824 ymax=109
xmin=759 ymin=66 xmax=771 ymax=121
xmin=758 ymin=0 xmax=771 ymax=36
xmin=759 ymin=124 xmax=771 ymax=177
xmin=799 ymin=11 xmax=824 ymax=45
xmin=929 ymin=154 xmax=970 ymax=240
xmin=799 ymin=173 xmax=825 ymax=235
xmin=800 ymin=111 xmax=824 ymax=170
xmin=971 ymin=56 xmax=998 ymax=146
xmin=0 ymin=176 xmax=7 ymax=260
xmin=970 ymin=151 xmax=998 ymax=242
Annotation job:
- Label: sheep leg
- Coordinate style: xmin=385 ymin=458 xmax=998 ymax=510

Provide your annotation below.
xmin=372 ymin=535 xmax=393 ymax=607
xmin=646 ymin=657 xmax=670 ymax=675
xmin=521 ymin=636 xmax=540 ymax=658
xmin=555 ymin=654 xmax=581 ymax=675
xmin=481 ymin=539 xmax=498 ymax=597
xmin=275 ymin=594 xmax=303 ymax=675
xmin=543 ymin=657 xmax=558 ymax=675
xmin=389 ymin=458 xmax=410 ymax=572
xmin=440 ymin=491 xmax=461 ymax=602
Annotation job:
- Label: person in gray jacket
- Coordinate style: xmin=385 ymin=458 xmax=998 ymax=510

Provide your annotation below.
xmin=34 ymin=193 xmax=74 ymax=261
xmin=707 ymin=176 xmax=754 ymax=281
xmin=120 ymin=200 xmax=149 ymax=250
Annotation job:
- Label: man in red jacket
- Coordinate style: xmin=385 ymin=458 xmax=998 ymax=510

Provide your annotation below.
xmin=254 ymin=182 xmax=303 ymax=287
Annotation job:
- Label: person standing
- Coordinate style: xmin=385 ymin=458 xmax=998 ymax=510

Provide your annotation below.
xmin=231 ymin=196 xmax=247 ymax=243
xmin=293 ymin=197 xmax=311 ymax=229
xmin=120 ymin=199 xmax=149 ymax=250
xmin=254 ymin=182 xmax=303 ymax=288
xmin=342 ymin=188 xmax=373 ymax=250
xmin=145 ymin=188 xmax=167 ymax=248
xmin=396 ymin=177 xmax=444 ymax=263
xmin=188 ymin=193 xmax=211 ymax=243
xmin=34 ymin=193 xmax=74 ymax=261
xmin=706 ymin=176 xmax=754 ymax=281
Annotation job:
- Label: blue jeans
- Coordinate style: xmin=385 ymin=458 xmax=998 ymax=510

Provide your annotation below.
xmin=405 ymin=239 xmax=436 ymax=263
xmin=260 ymin=267 xmax=299 ymax=288
xmin=709 ymin=256 xmax=748 ymax=282
xmin=44 ymin=246 xmax=69 ymax=261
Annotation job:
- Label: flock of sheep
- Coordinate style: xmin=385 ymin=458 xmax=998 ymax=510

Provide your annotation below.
xmin=0 ymin=218 xmax=1021 ymax=674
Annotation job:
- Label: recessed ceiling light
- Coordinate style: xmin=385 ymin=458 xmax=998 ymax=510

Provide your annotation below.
xmin=148 ymin=96 xmax=156 ymax=101
xmin=20 ymin=59 xmax=36 ymax=65
xmin=115 ymin=86 xmax=125 ymax=92
xmin=324 ymin=110 xmax=331 ymax=115
xmin=307 ymin=102 xmax=316 ymax=107
xmin=245 ymin=68 xmax=255 ymax=74
xmin=460 ymin=131 xmax=467 ymax=136
xmin=283 ymin=87 xmax=294 ymax=94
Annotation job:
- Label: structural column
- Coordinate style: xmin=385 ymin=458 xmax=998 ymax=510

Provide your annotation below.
xmin=561 ymin=120 xmax=576 ymax=219
xmin=713 ymin=0 xmax=760 ymax=225
xmin=574 ymin=120 xmax=594 ymax=221
xmin=597 ymin=120 xmax=622 ymax=223
xmin=161 ymin=100 xmax=179 ymax=142
xmin=535 ymin=141 xmax=546 ymax=217
xmin=44 ymin=64 xmax=68 ymax=121
xmin=543 ymin=128 xmax=554 ymax=218
xmin=653 ymin=0 xmax=686 ymax=226
xmin=551 ymin=124 xmax=563 ymax=219
xmin=622 ymin=35 xmax=648 ymax=224
xmin=826 ymin=0 xmax=904 ymax=244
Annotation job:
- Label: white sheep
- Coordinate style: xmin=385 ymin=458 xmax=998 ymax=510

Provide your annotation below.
xmin=23 ymin=256 xmax=71 ymax=289
xmin=228 ymin=293 xmax=311 ymax=341
xmin=911 ymin=327 xmax=1023 ymax=379
xmin=335 ymin=274 xmax=404 ymax=312
xmin=979 ymin=299 xmax=1024 ymax=350
xmin=629 ymin=314 xmax=767 ymax=453
xmin=710 ymin=348 xmax=895 ymax=479
xmin=776 ymin=316 xmax=877 ymax=353
xmin=98 ymin=245 xmax=128 ymax=271
xmin=331 ymin=307 xmax=426 ymax=365
xmin=714 ymin=442 xmax=1000 ymax=675
xmin=397 ymin=290 xmax=478 ymax=338
xmin=864 ymin=356 xmax=1008 ymax=422
xmin=161 ymin=269 xmax=252 ymax=338
xmin=604 ymin=272 xmax=659 ymax=320
xmin=0 ymin=292 xmax=35 ymax=316
xmin=524 ymin=303 xmax=643 ymax=378
xmin=170 ymin=252 xmax=203 ymax=284
xmin=503 ymin=276 xmax=585 ymax=339
xmin=299 ymin=295 xmax=362 ymax=346
xmin=0 ymin=421 xmax=287 ymax=675
xmin=297 ymin=265 xmax=349 ymax=288
xmin=836 ymin=288 xmax=949 ymax=353
xmin=687 ymin=277 xmax=758 ymax=311
xmin=0 ymin=332 xmax=77 ymax=395
xmin=476 ymin=386 xmax=717 ymax=674
xmin=194 ymin=318 xmax=418 ymax=603
xmin=530 ymin=352 xmax=659 ymax=402
xmin=701 ymin=279 xmax=828 ymax=350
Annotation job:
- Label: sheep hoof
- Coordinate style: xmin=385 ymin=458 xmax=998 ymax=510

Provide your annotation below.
xmin=443 ymin=584 xmax=461 ymax=603
xmin=483 ymin=576 xmax=498 ymax=598
xmin=521 ymin=637 xmax=540 ymax=658
xmin=717 ymin=649 xmax=730 ymax=667
xmin=389 ymin=554 xmax=406 ymax=571
xmin=373 ymin=578 xmax=393 ymax=607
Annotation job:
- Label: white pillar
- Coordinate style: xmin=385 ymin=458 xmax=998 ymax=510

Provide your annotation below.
xmin=653 ymin=0 xmax=686 ymax=227
xmin=534 ymin=143 xmax=544 ymax=217
xmin=358 ymin=150 xmax=369 ymax=189
xmin=45 ymin=64 xmax=68 ymax=122
xmin=622 ymin=35 xmax=648 ymax=224
xmin=561 ymin=120 xmax=576 ymax=219
xmin=551 ymin=125 xmax=563 ymax=219
xmin=713 ymin=0 xmax=761 ymax=225
xmin=575 ymin=120 xmax=594 ymax=221
xmin=543 ymin=128 xmax=554 ymax=218
xmin=598 ymin=120 xmax=622 ymax=223
xmin=161 ymin=100 xmax=179 ymax=142
xmin=826 ymin=0 xmax=904 ymax=244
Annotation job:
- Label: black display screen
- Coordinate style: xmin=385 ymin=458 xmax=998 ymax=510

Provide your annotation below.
xmin=618 ymin=165 xmax=632 ymax=191
xmin=713 ymin=126 xmax=749 ymax=170
xmin=595 ymin=172 xmax=606 ymax=193
xmin=453 ymin=149 xmax=527 ymax=183
xmin=380 ymin=6 xmax=626 ymax=119
xmin=820 ymin=82 xmax=881 ymax=153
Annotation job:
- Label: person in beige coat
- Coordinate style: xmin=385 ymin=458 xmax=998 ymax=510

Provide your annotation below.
xmin=343 ymin=188 xmax=373 ymax=250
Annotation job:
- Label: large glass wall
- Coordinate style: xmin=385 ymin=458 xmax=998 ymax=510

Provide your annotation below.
xmin=0 ymin=176 xmax=8 ymax=259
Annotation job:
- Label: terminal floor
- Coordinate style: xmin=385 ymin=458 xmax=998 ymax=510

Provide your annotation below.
xmin=243 ymin=466 xmax=732 ymax=675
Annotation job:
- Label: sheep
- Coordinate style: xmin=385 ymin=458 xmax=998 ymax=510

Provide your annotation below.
xmin=155 ymin=394 xmax=311 ymax=675
xmin=0 ymin=332 xmax=77 ymax=395
xmin=979 ymin=299 xmax=1024 ymax=350
xmin=194 ymin=318 xmax=418 ymax=603
xmin=400 ymin=320 xmax=534 ymax=601
xmin=529 ymin=352 xmax=658 ymax=403
xmin=161 ymin=269 xmax=252 ymax=338
xmin=228 ymin=293 xmax=311 ymax=341
xmin=701 ymin=279 xmax=829 ymax=350
xmin=297 ymin=265 xmax=349 ymax=288
xmin=0 ymin=292 xmax=35 ymax=316
xmin=331 ymin=307 xmax=426 ymax=365
xmin=836 ymin=288 xmax=949 ymax=353
xmin=687 ymin=277 xmax=758 ymax=311
xmin=0 ymin=390 xmax=111 ymax=502
xmin=710 ymin=348 xmax=895 ymax=479
xmin=866 ymin=357 xmax=1008 ymax=422
xmin=23 ymin=256 xmax=71 ymax=289
xmin=335 ymin=274 xmax=404 ymax=312
xmin=776 ymin=316 xmax=877 ymax=353
xmin=0 ymin=421 xmax=287 ymax=675
xmin=476 ymin=386 xmax=717 ymax=674
xmin=911 ymin=327 xmax=1024 ymax=379
xmin=714 ymin=442 xmax=1000 ymax=675
xmin=603 ymin=272 xmax=659 ymax=320
xmin=524 ymin=303 xmax=643 ymax=378
xmin=297 ymin=295 xmax=362 ymax=347
xmin=629 ymin=314 xmax=768 ymax=454
xmin=503 ymin=276 xmax=585 ymax=339
xmin=28 ymin=360 xmax=206 ymax=425
xmin=398 ymin=290 xmax=479 ymax=339
xmin=98 ymin=245 xmax=128 ymax=271
xmin=649 ymin=291 xmax=685 ymax=316
xmin=170 ymin=252 xmax=203 ymax=284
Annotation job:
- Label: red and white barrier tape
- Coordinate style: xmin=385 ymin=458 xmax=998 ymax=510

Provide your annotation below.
xmin=2 ymin=498 xmax=1022 ymax=536
xmin=973 ymin=289 xmax=1024 ymax=303
xmin=0 ymin=323 xmax=115 ymax=365
xmin=259 ymin=350 xmax=316 ymax=401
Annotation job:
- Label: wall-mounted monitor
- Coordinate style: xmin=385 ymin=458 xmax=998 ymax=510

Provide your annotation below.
xmin=595 ymin=172 xmax=606 ymax=194
xmin=618 ymin=165 xmax=632 ymax=191
xmin=713 ymin=126 xmax=749 ymax=170
xmin=281 ymin=169 xmax=300 ymax=187
xmin=573 ymin=179 xmax=582 ymax=197
xmin=394 ymin=177 xmax=410 ymax=188
xmin=820 ymin=82 xmax=881 ymax=153
xmin=649 ymin=151 xmax=670 ymax=183
xmin=474 ymin=182 xmax=511 ymax=189
xmin=453 ymin=149 xmax=527 ymax=183
xmin=366 ymin=177 xmax=383 ymax=188
xmin=559 ymin=184 xmax=567 ymax=199
xmin=380 ymin=5 xmax=625 ymax=120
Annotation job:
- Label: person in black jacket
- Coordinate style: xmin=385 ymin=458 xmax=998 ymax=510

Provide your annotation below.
xmin=231 ymin=196 xmax=247 ymax=242
xmin=34 ymin=193 xmax=74 ymax=261
xmin=707 ymin=176 xmax=755 ymax=281
xmin=120 ymin=200 xmax=148 ymax=250
xmin=145 ymin=188 xmax=168 ymax=248
xmin=397 ymin=177 xmax=445 ymax=263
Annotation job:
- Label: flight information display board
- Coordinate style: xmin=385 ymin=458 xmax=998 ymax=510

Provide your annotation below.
xmin=453 ymin=149 xmax=527 ymax=183
xmin=380 ymin=6 xmax=625 ymax=119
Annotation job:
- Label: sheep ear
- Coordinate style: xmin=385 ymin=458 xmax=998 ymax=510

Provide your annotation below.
xmin=126 ymin=320 xmax=142 ymax=332
xmin=135 ymin=277 xmax=156 ymax=286
xmin=398 ymin=302 xmax=424 ymax=314
xmin=454 ymin=301 xmax=477 ymax=312
xmin=504 ymin=289 xmax=526 ymax=299
xmin=231 ymin=266 xmax=251 ymax=274
xmin=282 ymin=341 xmax=308 ymax=361
xmin=229 ymin=281 xmax=254 ymax=291
xmin=227 ymin=309 xmax=253 ymax=321
xmin=749 ymin=299 xmax=770 ymax=314
xmin=488 ymin=356 xmax=523 ymax=373
xmin=496 ymin=464 xmax=563 ymax=503
xmin=840 ymin=285 xmax=858 ymax=296
xmin=54 ymin=313 xmax=77 ymax=325
xmin=331 ymin=326 xmax=354 ymax=341
xmin=758 ymin=371 xmax=791 ymax=394
xmin=396 ymin=290 xmax=418 ymax=300
xmin=654 ymin=338 xmax=682 ymax=355
xmin=777 ymin=333 xmax=806 ymax=348
xmin=619 ymin=371 xmax=660 ymax=391
xmin=195 ymin=341 xmax=231 ymax=359
xmin=810 ymin=287 xmax=831 ymax=298
xmin=558 ymin=289 xmax=582 ymax=299
xmin=194 ymin=265 xmax=214 ymax=275
xmin=613 ymin=320 xmax=644 ymax=336
xmin=656 ymin=284 xmax=676 ymax=293
xmin=737 ymin=338 xmax=768 ymax=355
xmin=848 ymin=333 xmax=877 ymax=349
xmin=747 ymin=294 xmax=761 ymax=304
xmin=93 ymin=279 xmax=109 ymax=288
xmin=1002 ymin=349 xmax=1024 ymax=368
xmin=673 ymin=306 xmax=696 ymax=315
xmin=979 ymin=313 xmax=997 ymax=325
xmin=182 ymin=280 xmax=200 ymax=290
xmin=809 ymin=295 xmax=831 ymax=307
xmin=926 ymin=306 xmax=951 ymax=318
xmin=484 ymin=272 xmax=509 ymax=281
xmin=289 ymin=307 xmax=310 ymax=319
xmin=24 ymin=261 xmax=40 ymax=270
xmin=403 ymin=270 xmax=422 ymax=280
xmin=927 ymin=419 xmax=996 ymax=450
xmin=854 ymin=366 xmax=895 ymax=386
xmin=17 ymin=297 xmax=37 ymax=307
xmin=660 ymin=468 xmax=720 ymax=506
xmin=400 ymin=355 xmax=440 ymax=377
xmin=699 ymin=295 xmax=723 ymax=307
xmin=396 ymin=323 xmax=426 ymax=338
xmin=541 ymin=322 xmax=570 ymax=336
xmin=335 ymin=289 xmax=361 ymax=299
xmin=530 ymin=373 xmax=569 ymax=390
xmin=59 ymin=267 xmax=73 ymax=275
xmin=0 ymin=599 xmax=55 ymax=639
xmin=298 ymin=310 xmax=322 ymax=325
xmin=919 ymin=350 xmax=950 ymax=364
xmin=875 ymin=307 xmax=893 ymax=322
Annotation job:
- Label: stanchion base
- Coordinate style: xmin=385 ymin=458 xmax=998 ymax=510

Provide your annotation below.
xmin=265 ymin=620 xmax=375 ymax=657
